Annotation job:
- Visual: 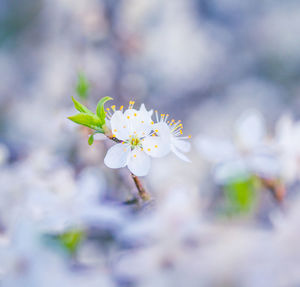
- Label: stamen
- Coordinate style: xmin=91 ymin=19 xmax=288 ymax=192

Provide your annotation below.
xmin=128 ymin=101 xmax=135 ymax=109
xmin=155 ymin=110 xmax=159 ymax=122
xmin=106 ymin=107 xmax=113 ymax=118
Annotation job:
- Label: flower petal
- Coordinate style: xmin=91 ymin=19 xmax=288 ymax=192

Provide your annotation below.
xmin=104 ymin=143 xmax=130 ymax=169
xmin=142 ymin=136 xmax=170 ymax=158
xmin=127 ymin=149 xmax=151 ymax=176
xmin=140 ymin=103 xmax=153 ymax=117
xmin=171 ymin=145 xmax=191 ymax=162
xmin=124 ymin=108 xmax=152 ymax=138
xmin=110 ymin=111 xmax=130 ymax=141
xmin=235 ymin=110 xmax=265 ymax=150
xmin=172 ymin=138 xmax=191 ymax=153
xmin=153 ymin=122 xmax=172 ymax=142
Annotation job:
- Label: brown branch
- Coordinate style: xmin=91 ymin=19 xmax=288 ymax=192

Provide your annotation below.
xmin=108 ymin=135 xmax=122 ymax=143
xmin=261 ymin=178 xmax=286 ymax=202
xmin=130 ymin=173 xmax=151 ymax=201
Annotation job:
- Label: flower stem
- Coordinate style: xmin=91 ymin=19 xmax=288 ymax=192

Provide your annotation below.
xmin=130 ymin=173 xmax=151 ymax=201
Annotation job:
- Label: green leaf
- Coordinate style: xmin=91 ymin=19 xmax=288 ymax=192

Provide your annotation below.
xmin=96 ymin=96 xmax=113 ymax=122
xmin=58 ymin=229 xmax=85 ymax=255
xmin=76 ymin=72 xmax=90 ymax=100
xmin=68 ymin=113 xmax=103 ymax=131
xmin=88 ymin=134 xmax=94 ymax=145
xmin=71 ymin=96 xmax=93 ymax=114
xmin=223 ymin=176 xmax=258 ymax=215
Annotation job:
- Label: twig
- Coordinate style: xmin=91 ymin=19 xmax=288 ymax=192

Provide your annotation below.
xmin=130 ymin=173 xmax=151 ymax=201
xmin=261 ymin=178 xmax=286 ymax=202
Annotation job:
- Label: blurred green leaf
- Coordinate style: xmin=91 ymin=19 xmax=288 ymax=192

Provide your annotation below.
xmin=68 ymin=113 xmax=103 ymax=132
xmin=76 ymin=72 xmax=90 ymax=100
xmin=223 ymin=176 xmax=258 ymax=215
xmin=88 ymin=134 xmax=94 ymax=145
xmin=43 ymin=228 xmax=86 ymax=256
xmin=58 ymin=229 xmax=85 ymax=255
xmin=96 ymin=96 xmax=113 ymax=122
xmin=71 ymin=96 xmax=93 ymax=114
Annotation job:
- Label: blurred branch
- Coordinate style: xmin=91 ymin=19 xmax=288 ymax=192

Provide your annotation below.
xmin=131 ymin=173 xmax=151 ymax=201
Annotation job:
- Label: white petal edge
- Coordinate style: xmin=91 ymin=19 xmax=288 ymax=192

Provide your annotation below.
xmin=104 ymin=143 xmax=130 ymax=169
xmin=171 ymin=145 xmax=191 ymax=163
xmin=110 ymin=111 xmax=130 ymax=141
xmin=140 ymin=103 xmax=153 ymax=117
xmin=127 ymin=149 xmax=151 ymax=176
xmin=153 ymin=122 xmax=172 ymax=142
xmin=142 ymin=136 xmax=170 ymax=158
xmin=172 ymin=138 xmax=191 ymax=153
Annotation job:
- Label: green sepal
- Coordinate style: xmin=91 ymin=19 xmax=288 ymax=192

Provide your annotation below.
xmin=68 ymin=113 xmax=103 ymax=131
xmin=71 ymin=96 xmax=93 ymax=114
xmin=96 ymin=96 xmax=113 ymax=123
xmin=88 ymin=134 xmax=94 ymax=145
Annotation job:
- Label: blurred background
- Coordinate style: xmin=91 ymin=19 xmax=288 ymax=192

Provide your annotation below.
xmin=1 ymin=0 xmax=300 ymax=286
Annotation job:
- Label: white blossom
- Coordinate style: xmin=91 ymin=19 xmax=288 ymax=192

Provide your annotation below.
xmin=196 ymin=110 xmax=279 ymax=183
xmin=104 ymin=101 xmax=169 ymax=176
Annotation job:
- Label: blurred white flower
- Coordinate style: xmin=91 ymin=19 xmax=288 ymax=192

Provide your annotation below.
xmin=104 ymin=101 xmax=169 ymax=176
xmin=275 ymin=115 xmax=300 ymax=183
xmin=196 ymin=110 xmax=279 ymax=183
